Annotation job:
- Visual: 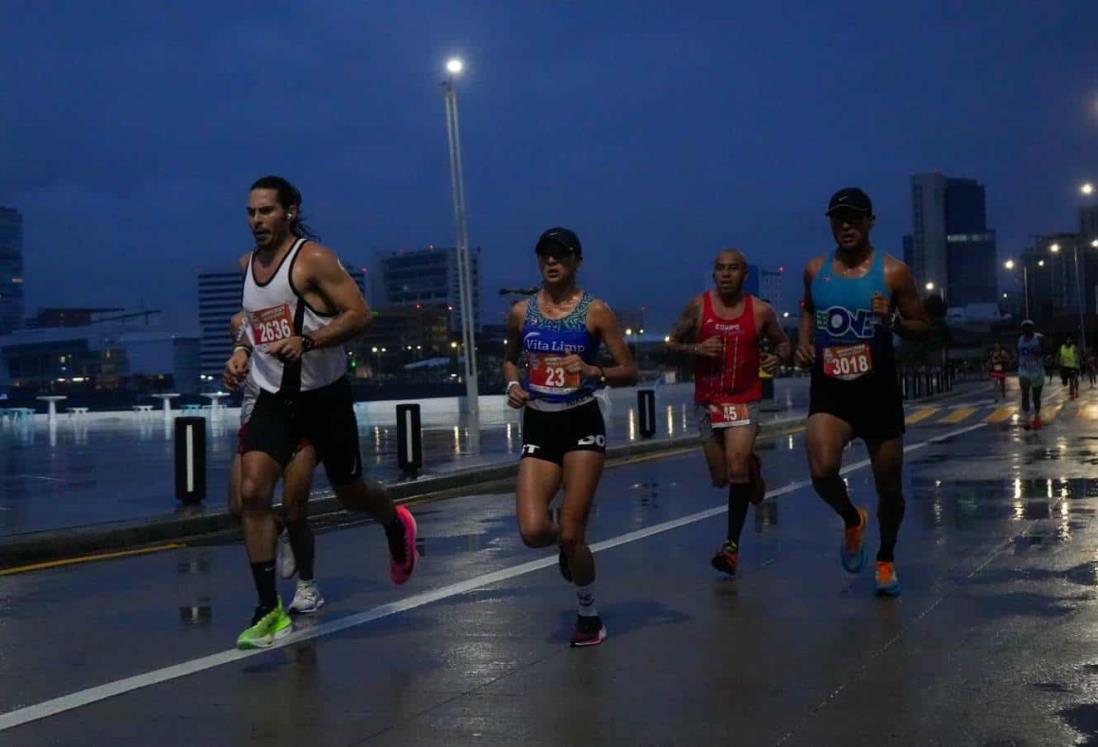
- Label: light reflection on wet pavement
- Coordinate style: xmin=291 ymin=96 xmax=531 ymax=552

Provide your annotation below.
xmin=7 ymin=384 xmax=1098 ymax=742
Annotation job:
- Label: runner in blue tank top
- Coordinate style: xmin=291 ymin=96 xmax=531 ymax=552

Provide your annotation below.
xmin=795 ymin=188 xmax=929 ymax=597
xmin=503 ymin=227 xmax=637 ymax=648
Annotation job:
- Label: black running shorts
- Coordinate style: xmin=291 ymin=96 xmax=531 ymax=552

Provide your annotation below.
xmin=521 ymin=399 xmax=607 ymax=465
xmin=809 ymin=373 xmax=905 ymax=441
xmin=242 ymin=377 xmax=363 ymax=486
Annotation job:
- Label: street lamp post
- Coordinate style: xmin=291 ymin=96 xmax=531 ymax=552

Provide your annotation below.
xmin=1004 ymin=259 xmax=1030 ymax=319
xmin=1051 ymin=241 xmax=1088 ymax=357
xmin=442 ymin=58 xmax=479 ymax=417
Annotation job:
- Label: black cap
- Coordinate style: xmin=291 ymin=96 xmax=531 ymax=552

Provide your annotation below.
xmin=826 ymin=187 xmax=873 ymax=216
xmin=535 ymin=227 xmax=583 ymax=259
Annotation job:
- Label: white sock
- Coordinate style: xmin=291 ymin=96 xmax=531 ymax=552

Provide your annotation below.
xmin=576 ymin=583 xmax=598 ymax=618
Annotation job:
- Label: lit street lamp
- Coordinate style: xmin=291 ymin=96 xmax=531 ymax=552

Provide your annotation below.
xmin=925 ymin=281 xmax=935 ymax=292
xmin=442 ymin=57 xmax=479 ymax=417
xmin=1082 ymin=182 xmax=1095 ymax=197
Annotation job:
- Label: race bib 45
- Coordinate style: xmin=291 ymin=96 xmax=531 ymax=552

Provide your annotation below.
xmin=708 ymin=401 xmax=751 ymax=428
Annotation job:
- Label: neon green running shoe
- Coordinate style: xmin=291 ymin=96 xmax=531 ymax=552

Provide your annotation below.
xmin=236 ymin=601 xmax=292 ymax=650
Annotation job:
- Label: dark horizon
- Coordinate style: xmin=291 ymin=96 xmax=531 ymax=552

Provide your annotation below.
xmin=2 ymin=2 xmax=1097 ymax=331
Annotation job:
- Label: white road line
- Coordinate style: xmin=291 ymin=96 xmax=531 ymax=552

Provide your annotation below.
xmin=0 ymin=422 xmax=986 ymax=733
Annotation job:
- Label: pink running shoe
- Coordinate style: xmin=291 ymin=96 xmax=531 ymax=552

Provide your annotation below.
xmin=389 ymin=505 xmax=418 ymax=585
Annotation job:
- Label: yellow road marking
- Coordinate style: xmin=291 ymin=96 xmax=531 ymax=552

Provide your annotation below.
xmin=905 ymin=408 xmax=939 ymax=424
xmin=1041 ymin=404 xmax=1062 ymax=423
xmin=938 ymin=407 xmax=977 ymax=424
xmin=0 ymin=543 xmax=186 ymax=576
xmin=985 ymin=406 xmax=1016 ymax=423
xmin=1076 ymin=404 xmax=1098 ymax=420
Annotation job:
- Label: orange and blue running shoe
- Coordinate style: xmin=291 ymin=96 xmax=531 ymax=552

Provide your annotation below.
xmin=840 ymin=506 xmax=869 ymax=574
xmin=875 ymin=561 xmax=901 ymax=596
xmin=710 ymin=540 xmax=739 ymax=576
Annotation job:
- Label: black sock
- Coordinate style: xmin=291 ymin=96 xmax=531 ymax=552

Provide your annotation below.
xmin=876 ymin=495 xmax=906 ymax=562
xmin=840 ymin=507 xmax=863 ymax=528
xmin=727 ymin=483 xmax=751 ymax=545
xmin=250 ymin=561 xmax=278 ymax=610
xmin=813 ymin=475 xmax=860 ymax=527
xmin=383 ymin=513 xmax=406 ymax=560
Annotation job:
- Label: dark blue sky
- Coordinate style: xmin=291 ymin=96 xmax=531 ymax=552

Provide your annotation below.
xmin=2 ymin=1 xmax=1097 ymax=329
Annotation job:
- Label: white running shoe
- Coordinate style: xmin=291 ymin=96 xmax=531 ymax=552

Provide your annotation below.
xmin=278 ymin=530 xmax=297 ymax=580
xmin=288 ymin=580 xmax=325 ymax=614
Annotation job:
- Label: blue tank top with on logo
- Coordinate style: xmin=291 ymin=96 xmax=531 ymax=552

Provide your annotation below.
xmin=810 ymin=249 xmax=896 ymax=383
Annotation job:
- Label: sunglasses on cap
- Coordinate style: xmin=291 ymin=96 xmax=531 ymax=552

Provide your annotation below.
xmin=536 ymin=243 xmax=578 ymax=261
xmin=828 ymin=209 xmax=870 ymax=223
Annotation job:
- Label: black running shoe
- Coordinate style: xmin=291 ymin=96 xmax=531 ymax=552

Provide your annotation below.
xmin=558 ymin=546 xmax=572 ymax=582
xmin=569 ymin=615 xmax=606 ymax=647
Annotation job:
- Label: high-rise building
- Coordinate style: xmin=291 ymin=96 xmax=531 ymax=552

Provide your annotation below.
xmin=0 ymin=207 xmax=25 ymax=335
xmin=198 ymin=262 xmax=365 ymax=375
xmin=909 ymin=173 xmax=997 ymax=306
xmin=757 ymin=267 xmax=787 ymax=315
xmin=1021 ymin=233 xmax=1098 ymax=322
xmin=371 ymin=246 xmax=480 ymax=332
xmin=1080 ymin=205 xmax=1098 ymax=243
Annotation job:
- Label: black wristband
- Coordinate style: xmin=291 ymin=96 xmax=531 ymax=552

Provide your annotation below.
xmin=301 ymin=334 xmax=316 ymax=353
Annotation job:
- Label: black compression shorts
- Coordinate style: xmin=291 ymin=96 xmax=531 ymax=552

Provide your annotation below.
xmin=242 ymin=377 xmax=363 ymax=486
xmin=809 ymin=374 xmax=905 ymax=441
xmin=521 ymin=399 xmax=607 ymax=465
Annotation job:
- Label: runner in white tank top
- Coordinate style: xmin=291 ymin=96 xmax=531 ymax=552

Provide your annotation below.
xmin=222 ymin=176 xmax=418 ymax=650
xmin=242 ymin=237 xmax=347 ymax=394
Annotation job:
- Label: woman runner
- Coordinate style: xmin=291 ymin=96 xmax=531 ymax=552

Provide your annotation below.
xmin=502 ymin=227 xmax=637 ymax=647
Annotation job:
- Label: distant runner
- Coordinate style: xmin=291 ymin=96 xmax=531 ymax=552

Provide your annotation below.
xmin=1017 ymin=320 xmax=1046 ymax=430
xmin=1059 ymin=336 xmax=1080 ymax=400
xmin=987 ymin=342 xmax=1010 ymax=400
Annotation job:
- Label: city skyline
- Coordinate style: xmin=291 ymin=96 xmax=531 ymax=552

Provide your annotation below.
xmin=2 ymin=3 xmax=1097 ymax=331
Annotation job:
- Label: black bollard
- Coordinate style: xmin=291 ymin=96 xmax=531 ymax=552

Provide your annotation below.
xmin=637 ymin=389 xmax=656 ymax=438
xmin=174 ymin=416 xmax=206 ymax=505
xmin=396 ymin=403 xmax=422 ymax=473
xmin=761 ymin=376 xmax=774 ymax=401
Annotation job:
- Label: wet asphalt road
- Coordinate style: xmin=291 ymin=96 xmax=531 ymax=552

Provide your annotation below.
xmin=3 ymin=381 xmax=1098 ymax=745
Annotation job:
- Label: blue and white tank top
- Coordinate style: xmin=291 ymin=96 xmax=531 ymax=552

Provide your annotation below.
xmin=521 ymin=291 xmax=600 ymax=411
xmin=810 ymin=249 xmax=896 ymax=384
xmin=1017 ymin=334 xmax=1044 ymax=377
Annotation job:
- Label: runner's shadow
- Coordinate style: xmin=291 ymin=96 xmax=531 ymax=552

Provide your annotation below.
xmin=548 ymin=599 xmax=692 ymax=644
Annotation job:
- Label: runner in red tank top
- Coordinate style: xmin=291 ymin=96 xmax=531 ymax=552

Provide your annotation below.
xmin=668 ymin=249 xmax=791 ymax=576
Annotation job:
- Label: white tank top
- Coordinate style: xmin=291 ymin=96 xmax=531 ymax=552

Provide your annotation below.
xmin=242 ymin=238 xmax=348 ymax=394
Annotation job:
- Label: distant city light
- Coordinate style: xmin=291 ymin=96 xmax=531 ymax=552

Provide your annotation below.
xmin=1092 ymin=239 xmax=1098 ymax=248
xmin=925 ymin=281 xmax=935 ymax=291
xmin=1004 ymin=259 xmax=1015 ymax=270
xmin=446 ymin=58 xmax=464 ymax=74
xmin=663 ymin=335 xmax=670 ymax=343
xmin=1051 ymin=243 xmax=1061 ymax=253
xmin=1038 ymin=259 xmax=1046 ymax=267
xmin=625 ymin=328 xmax=634 ymax=336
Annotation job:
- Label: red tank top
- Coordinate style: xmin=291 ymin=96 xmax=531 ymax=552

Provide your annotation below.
xmin=693 ymin=292 xmax=762 ymax=404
